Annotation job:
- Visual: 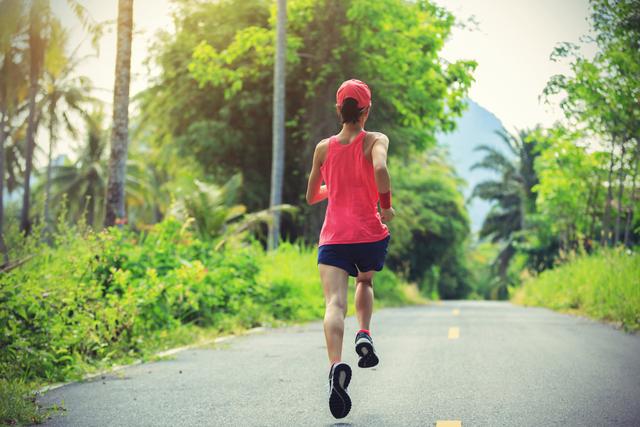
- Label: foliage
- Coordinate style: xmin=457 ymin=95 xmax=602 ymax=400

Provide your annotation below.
xmin=528 ymin=126 xmax=609 ymax=257
xmin=512 ymin=246 xmax=640 ymax=331
xmin=464 ymin=240 xmax=500 ymax=299
xmin=0 ymin=378 xmax=55 ymax=425
xmin=470 ymin=127 xmax=545 ymax=297
xmin=139 ymin=0 xmax=475 ymax=243
xmin=387 ymin=147 xmax=471 ymax=298
xmin=544 ymin=0 xmax=640 ymax=247
xmin=0 ymin=215 xmax=413 ymax=386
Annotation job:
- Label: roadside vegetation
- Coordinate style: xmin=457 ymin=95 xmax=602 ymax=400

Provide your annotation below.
xmin=512 ymin=247 xmax=640 ymax=332
xmin=465 ymin=2 xmax=639 ymax=322
xmin=0 ymin=215 xmax=418 ymax=425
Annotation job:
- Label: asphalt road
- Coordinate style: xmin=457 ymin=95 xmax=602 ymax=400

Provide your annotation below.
xmin=37 ymin=301 xmax=640 ymax=426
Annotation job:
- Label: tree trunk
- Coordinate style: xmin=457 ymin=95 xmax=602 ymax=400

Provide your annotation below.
xmin=43 ymin=97 xmax=57 ymax=240
xmin=86 ymin=175 xmax=95 ymax=228
xmin=601 ymin=138 xmax=616 ymax=246
xmin=623 ymin=146 xmax=639 ymax=247
xmin=0 ymin=110 xmax=9 ymax=265
xmin=588 ymin=175 xmax=601 ymax=244
xmin=613 ymin=141 xmax=626 ymax=246
xmin=105 ymin=0 xmax=133 ymax=228
xmin=20 ymin=5 xmax=44 ymax=235
xmin=267 ymin=0 xmax=286 ymax=251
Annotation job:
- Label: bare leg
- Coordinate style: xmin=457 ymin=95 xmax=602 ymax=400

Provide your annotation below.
xmin=355 ymin=270 xmax=375 ymax=331
xmin=319 ymin=264 xmax=349 ymax=365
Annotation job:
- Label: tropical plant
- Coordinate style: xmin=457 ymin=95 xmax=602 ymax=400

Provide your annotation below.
xmin=0 ymin=0 xmax=29 ymax=264
xmin=40 ymin=19 xmax=96 ymax=235
xmin=386 ymin=146 xmax=471 ymax=298
xmin=168 ymin=172 xmax=297 ymax=248
xmin=470 ymin=128 xmax=542 ymax=296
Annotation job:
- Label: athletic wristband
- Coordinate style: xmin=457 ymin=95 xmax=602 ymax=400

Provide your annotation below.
xmin=379 ymin=191 xmax=391 ymax=209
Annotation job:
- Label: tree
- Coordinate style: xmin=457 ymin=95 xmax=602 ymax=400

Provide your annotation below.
xmin=17 ymin=0 xmax=100 ymax=235
xmin=41 ymin=19 xmax=95 ymax=235
xmin=105 ymin=0 xmax=133 ymax=228
xmin=181 ymin=0 xmax=475 ymax=243
xmin=20 ymin=0 xmax=47 ymax=234
xmin=267 ymin=0 xmax=287 ymax=251
xmin=49 ymin=109 xmax=107 ymax=227
xmin=544 ymin=0 xmax=640 ymax=247
xmin=0 ymin=0 xmax=28 ymax=264
xmin=470 ymin=128 xmax=542 ymax=295
xmin=386 ymin=146 xmax=471 ymax=298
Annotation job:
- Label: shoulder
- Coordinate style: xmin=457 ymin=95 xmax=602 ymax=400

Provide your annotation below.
xmin=366 ymin=131 xmax=389 ymax=147
xmin=314 ymin=138 xmax=331 ymax=163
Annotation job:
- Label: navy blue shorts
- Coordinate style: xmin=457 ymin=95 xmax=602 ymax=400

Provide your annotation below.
xmin=317 ymin=234 xmax=391 ymax=277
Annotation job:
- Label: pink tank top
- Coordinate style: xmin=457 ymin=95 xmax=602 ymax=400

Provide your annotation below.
xmin=318 ymin=130 xmax=390 ymax=246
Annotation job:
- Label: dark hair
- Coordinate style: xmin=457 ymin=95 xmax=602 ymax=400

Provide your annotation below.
xmin=340 ymin=97 xmax=366 ymax=124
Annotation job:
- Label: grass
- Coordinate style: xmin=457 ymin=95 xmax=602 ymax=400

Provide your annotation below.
xmin=0 ymin=379 xmax=65 ymax=426
xmin=511 ymin=246 xmax=640 ymax=331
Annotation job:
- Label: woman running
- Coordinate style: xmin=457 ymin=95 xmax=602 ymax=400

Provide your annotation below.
xmin=305 ymin=78 xmax=395 ymax=419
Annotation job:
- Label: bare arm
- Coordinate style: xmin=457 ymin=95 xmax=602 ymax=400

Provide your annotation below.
xmin=371 ymin=134 xmax=391 ymax=193
xmin=305 ymin=142 xmax=328 ymax=205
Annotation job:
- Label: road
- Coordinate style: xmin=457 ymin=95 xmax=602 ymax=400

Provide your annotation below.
xmin=37 ymin=301 xmax=640 ymax=426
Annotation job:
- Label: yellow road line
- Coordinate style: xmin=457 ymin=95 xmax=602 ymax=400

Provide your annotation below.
xmin=448 ymin=327 xmax=460 ymax=339
xmin=436 ymin=421 xmax=461 ymax=427
xmin=452 ymin=308 xmax=460 ymax=316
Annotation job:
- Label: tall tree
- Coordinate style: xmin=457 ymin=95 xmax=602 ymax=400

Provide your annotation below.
xmin=0 ymin=0 xmax=27 ymax=263
xmin=267 ymin=0 xmax=287 ymax=250
xmin=470 ymin=128 xmax=541 ymax=293
xmin=41 ymin=19 xmax=95 ymax=235
xmin=544 ymin=0 xmax=640 ymax=247
xmin=20 ymin=0 xmax=47 ymax=234
xmin=186 ymin=0 xmax=475 ymax=243
xmin=105 ymin=0 xmax=134 ymax=227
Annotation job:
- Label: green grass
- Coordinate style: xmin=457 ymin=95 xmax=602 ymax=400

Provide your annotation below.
xmin=512 ymin=246 xmax=640 ymax=331
xmin=0 ymin=379 xmax=62 ymax=426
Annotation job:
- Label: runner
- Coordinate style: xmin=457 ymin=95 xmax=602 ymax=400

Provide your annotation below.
xmin=305 ymin=78 xmax=395 ymax=419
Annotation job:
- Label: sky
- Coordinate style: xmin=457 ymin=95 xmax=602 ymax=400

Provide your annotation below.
xmin=432 ymin=0 xmax=595 ymax=131
xmin=51 ymin=0 xmax=596 ymax=157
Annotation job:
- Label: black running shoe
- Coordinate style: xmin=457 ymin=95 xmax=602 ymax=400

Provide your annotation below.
xmin=355 ymin=331 xmax=379 ymax=368
xmin=328 ymin=362 xmax=352 ymax=419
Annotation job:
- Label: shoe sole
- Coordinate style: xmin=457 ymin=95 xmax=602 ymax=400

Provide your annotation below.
xmin=329 ymin=363 xmax=352 ymax=419
xmin=355 ymin=341 xmax=379 ymax=368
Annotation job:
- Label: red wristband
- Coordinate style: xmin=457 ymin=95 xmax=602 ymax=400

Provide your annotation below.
xmin=379 ymin=191 xmax=391 ymax=209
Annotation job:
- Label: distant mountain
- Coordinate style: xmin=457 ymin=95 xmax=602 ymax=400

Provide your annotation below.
xmin=437 ymin=99 xmax=508 ymax=236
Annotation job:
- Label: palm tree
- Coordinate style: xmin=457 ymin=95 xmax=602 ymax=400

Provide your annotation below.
xmin=49 ymin=109 xmax=107 ymax=227
xmin=41 ymin=19 xmax=96 ymax=235
xmin=168 ymin=172 xmax=297 ymax=248
xmin=0 ymin=0 xmax=28 ymax=264
xmin=19 ymin=0 xmax=99 ymax=235
xmin=49 ymin=108 xmax=148 ymax=228
xmin=20 ymin=0 xmax=47 ymax=234
xmin=470 ymin=128 xmax=540 ymax=295
xmin=105 ymin=0 xmax=134 ymax=228
xmin=267 ymin=0 xmax=287 ymax=250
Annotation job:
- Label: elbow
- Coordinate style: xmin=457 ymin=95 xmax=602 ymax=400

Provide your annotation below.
xmin=305 ymin=194 xmax=313 ymax=205
xmin=374 ymin=164 xmax=388 ymax=174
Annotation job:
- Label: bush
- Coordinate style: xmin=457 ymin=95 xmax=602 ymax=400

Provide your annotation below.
xmin=512 ymin=246 xmax=640 ymax=331
xmin=1 ymin=217 xmax=415 ymax=387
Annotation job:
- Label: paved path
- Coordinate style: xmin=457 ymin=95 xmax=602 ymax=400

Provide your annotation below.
xmin=37 ymin=301 xmax=640 ymax=426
